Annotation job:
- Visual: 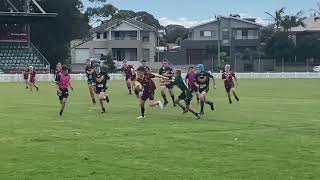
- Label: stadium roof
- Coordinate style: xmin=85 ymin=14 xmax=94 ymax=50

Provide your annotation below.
xmin=0 ymin=12 xmax=57 ymax=24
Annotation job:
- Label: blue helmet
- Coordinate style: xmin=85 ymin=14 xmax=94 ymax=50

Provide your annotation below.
xmin=196 ymin=64 xmax=205 ymax=71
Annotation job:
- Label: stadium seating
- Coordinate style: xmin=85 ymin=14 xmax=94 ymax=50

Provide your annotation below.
xmin=0 ymin=43 xmax=49 ymax=74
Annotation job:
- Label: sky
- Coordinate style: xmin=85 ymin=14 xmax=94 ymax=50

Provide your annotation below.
xmin=82 ymin=0 xmax=317 ymax=27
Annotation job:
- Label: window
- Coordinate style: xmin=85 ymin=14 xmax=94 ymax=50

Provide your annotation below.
xmin=129 ymin=31 xmax=137 ymax=40
xmin=235 ymin=30 xmax=242 ymax=40
xmin=223 ymin=30 xmax=229 ymax=40
xmin=143 ymin=49 xmax=150 ymax=61
xmin=103 ymin=32 xmax=108 ymax=39
xmin=200 ymin=31 xmax=212 ymax=37
xmin=96 ymin=32 xmax=101 ymax=39
xmin=143 ymin=36 xmax=149 ymax=42
xmin=242 ymin=30 xmax=248 ymax=39
xmin=248 ymin=30 xmax=258 ymax=39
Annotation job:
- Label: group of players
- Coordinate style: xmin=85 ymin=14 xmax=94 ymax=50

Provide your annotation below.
xmin=56 ymin=60 xmax=239 ymax=119
xmin=22 ymin=65 xmax=39 ymax=92
xmin=49 ymin=58 xmax=240 ymax=119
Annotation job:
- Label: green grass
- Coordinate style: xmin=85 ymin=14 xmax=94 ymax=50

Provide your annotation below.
xmin=0 ymin=79 xmax=319 ymax=180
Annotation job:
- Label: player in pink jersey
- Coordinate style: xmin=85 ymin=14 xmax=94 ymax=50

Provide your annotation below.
xmin=185 ymin=66 xmax=200 ymax=104
xmin=55 ymin=65 xmax=74 ymax=116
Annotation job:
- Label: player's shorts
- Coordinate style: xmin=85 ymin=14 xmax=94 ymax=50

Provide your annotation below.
xmin=141 ymin=90 xmax=155 ymax=101
xmin=58 ymin=89 xmax=69 ymax=101
xmin=189 ymin=84 xmax=198 ymax=93
xmin=199 ymin=86 xmax=209 ymax=93
xmin=96 ymin=86 xmax=107 ymax=94
xmin=178 ymin=91 xmax=192 ymax=105
xmin=125 ymin=75 xmax=133 ymax=81
xmin=87 ymin=79 xmax=94 ymax=85
xmin=225 ymin=83 xmax=234 ymax=93
xmin=29 ymin=79 xmax=35 ymax=83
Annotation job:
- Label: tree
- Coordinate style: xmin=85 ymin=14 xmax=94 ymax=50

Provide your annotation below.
xmin=310 ymin=1 xmax=320 ymax=15
xmin=85 ymin=3 xmax=118 ymax=25
xmin=280 ymin=11 xmax=305 ymax=32
xmin=295 ymin=33 xmax=320 ymax=59
xmin=265 ymin=32 xmax=295 ymax=60
xmin=164 ymin=25 xmax=189 ymax=44
xmin=30 ymin=0 xmax=90 ymax=67
xmin=265 ymin=7 xmax=286 ymax=30
xmin=102 ymin=53 xmax=117 ymax=73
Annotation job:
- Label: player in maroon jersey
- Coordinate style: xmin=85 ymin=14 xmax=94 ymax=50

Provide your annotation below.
xmin=121 ymin=60 xmax=135 ymax=95
xmin=22 ymin=65 xmax=30 ymax=89
xmin=28 ymin=66 xmax=39 ymax=92
xmin=55 ymin=62 xmax=62 ymax=78
xmin=135 ymin=66 xmax=167 ymax=119
xmin=185 ymin=65 xmax=200 ymax=104
xmin=222 ymin=64 xmax=239 ymax=104
xmin=142 ymin=60 xmax=151 ymax=73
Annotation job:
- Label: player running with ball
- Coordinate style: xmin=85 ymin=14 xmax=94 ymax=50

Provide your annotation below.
xmin=85 ymin=59 xmax=97 ymax=106
xmin=55 ymin=65 xmax=73 ymax=116
xmin=135 ymin=67 xmax=167 ymax=119
xmin=93 ymin=64 xmax=110 ymax=113
xmin=222 ymin=64 xmax=239 ymax=104
xmin=28 ymin=66 xmax=39 ymax=92
xmin=195 ymin=64 xmax=216 ymax=115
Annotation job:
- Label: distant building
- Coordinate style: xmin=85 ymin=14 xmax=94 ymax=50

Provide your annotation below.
xmin=181 ymin=16 xmax=263 ymax=65
xmin=70 ymin=18 xmax=158 ymax=66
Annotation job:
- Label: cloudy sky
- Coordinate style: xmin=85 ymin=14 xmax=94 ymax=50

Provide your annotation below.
xmin=82 ymin=0 xmax=316 ymax=27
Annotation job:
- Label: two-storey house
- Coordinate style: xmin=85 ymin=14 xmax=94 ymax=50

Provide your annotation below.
xmin=181 ymin=16 xmax=263 ymax=66
xmin=70 ymin=18 xmax=158 ymax=66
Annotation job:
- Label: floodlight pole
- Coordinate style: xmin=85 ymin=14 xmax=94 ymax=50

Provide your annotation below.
xmin=217 ymin=16 xmax=221 ymax=68
xmin=24 ymin=0 xmax=31 ymax=47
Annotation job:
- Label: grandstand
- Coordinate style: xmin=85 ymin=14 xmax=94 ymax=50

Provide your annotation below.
xmin=0 ymin=0 xmax=57 ymax=74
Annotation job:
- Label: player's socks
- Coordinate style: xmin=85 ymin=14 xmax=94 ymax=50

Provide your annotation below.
xmin=182 ymin=108 xmax=188 ymax=114
xmin=197 ymin=98 xmax=200 ymax=104
xmin=195 ymin=113 xmax=201 ymax=120
xmin=101 ymin=107 xmax=106 ymax=113
xmin=105 ymin=96 xmax=110 ymax=103
xmin=35 ymin=86 xmax=39 ymax=91
xmin=140 ymin=107 xmax=145 ymax=117
xmin=200 ymin=101 xmax=204 ymax=115
xmin=59 ymin=110 xmax=63 ymax=116
xmin=206 ymin=101 xmax=214 ymax=111
xmin=162 ymin=94 xmax=169 ymax=107
xmin=128 ymin=86 xmax=132 ymax=94
xmin=92 ymin=98 xmax=96 ymax=104
xmin=233 ymin=92 xmax=239 ymax=101
xmin=229 ymin=97 xmax=232 ymax=104
xmin=25 ymin=86 xmax=28 ymax=89
xmin=171 ymin=95 xmax=176 ymax=106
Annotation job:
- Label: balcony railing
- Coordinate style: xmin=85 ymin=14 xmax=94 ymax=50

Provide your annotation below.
xmin=234 ymin=36 xmax=259 ymax=40
xmin=113 ymin=37 xmax=138 ymax=40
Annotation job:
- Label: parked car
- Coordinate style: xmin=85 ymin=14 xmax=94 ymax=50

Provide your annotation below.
xmin=313 ymin=65 xmax=320 ymax=72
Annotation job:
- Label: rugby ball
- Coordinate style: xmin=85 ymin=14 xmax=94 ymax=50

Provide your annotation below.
xmin=134 ymin=81 xmax=143 ymax=91
xmin=57 ymin=90 xmax=62 ymax=96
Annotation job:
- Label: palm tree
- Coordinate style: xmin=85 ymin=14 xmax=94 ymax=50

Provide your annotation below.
xmin=265 ymin=7 xmax=286 ymax=30
xmin=281 ymin=11 xmax=305 ymax=32
xmin=310 ymin=1 xmax=320 ymax=15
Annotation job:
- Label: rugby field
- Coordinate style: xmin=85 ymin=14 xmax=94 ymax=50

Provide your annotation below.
xmin=0 ymin=79 xmax=319 ymax=179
